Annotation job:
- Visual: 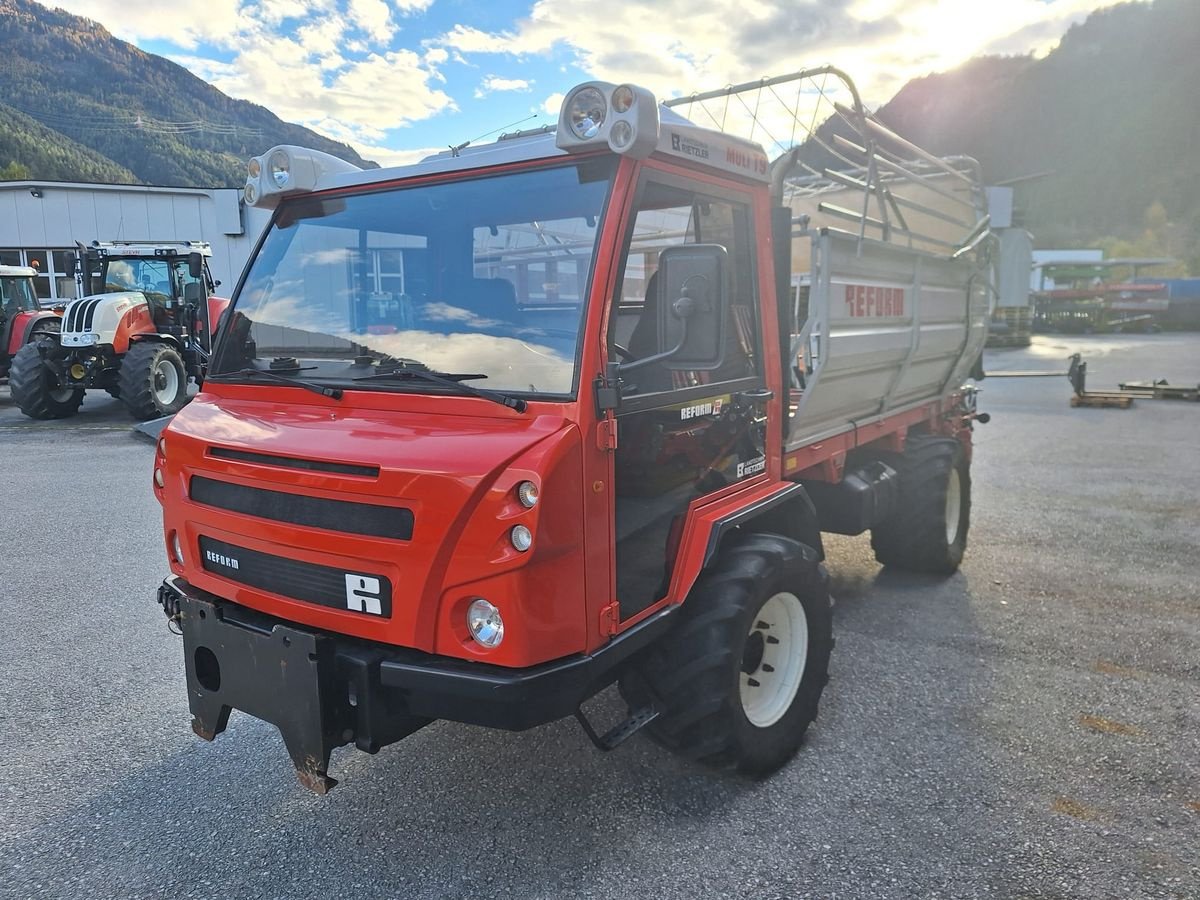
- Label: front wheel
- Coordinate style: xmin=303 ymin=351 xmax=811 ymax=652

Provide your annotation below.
xmin=622 ymin=533 xmax=832 ymax=775
xmin=8 ymin=343 xmax=84 ymax=419
xmin=119 ymin=341 xmax=188 ymax=420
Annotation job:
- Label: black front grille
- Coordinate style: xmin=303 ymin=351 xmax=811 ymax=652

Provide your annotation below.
xmin=208 ymin=446 xmax=379 ymax=478
xmin=198 ymin=536 xmax=392 ymax=618
xmin=190 ymin=476 xmax=413 ymax=540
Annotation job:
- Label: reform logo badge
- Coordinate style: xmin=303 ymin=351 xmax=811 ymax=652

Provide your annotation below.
xmin=345 ymin=574 xmax=383 ymax=615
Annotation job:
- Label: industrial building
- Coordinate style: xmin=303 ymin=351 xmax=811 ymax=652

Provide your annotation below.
xmin=0 ymin=180 xmax=270 ymax=303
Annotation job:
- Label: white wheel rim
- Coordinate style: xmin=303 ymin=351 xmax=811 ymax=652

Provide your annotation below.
xmin=50 ymin=385 xmax=75 ymax=403
xmin=153 ymin=358 xmax=179 ymax=405
xmin=739 ymin=591 xmax=809 ymax=728
xmin=945 ymin=467 xmax=962 ymax=545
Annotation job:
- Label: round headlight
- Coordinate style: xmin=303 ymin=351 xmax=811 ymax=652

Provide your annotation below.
xmin=157 ymin=437 xmax=167 ymax=458
xmin=467 ymin=598 xmax=504 ymax=648
xmin=269 ymin=151 xmax=291 ymax=188
xmin=610 ymin=120 xmax=633 ymax=150
xmin=154 ymin=467 xmax=164 ymax=488
xmin=244 ymin=182 xmax=258 ymax=205
xmin=247 ymin=157 xmax=261 ymax=178
xmin=170 ymin=531 xmax=184 ymax=564
xmin=567 ymin=87 xmax=606 ymax=140
xmin=612 ymin=84 xmax=635 ymax=113
xmin=517 ymin=480 xmax=539 ymax=508
xmin=511 ymin=524 xmax=533 ymax=552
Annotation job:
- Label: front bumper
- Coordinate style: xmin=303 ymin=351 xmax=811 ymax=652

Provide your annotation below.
xmin=158 ymin=576 xmax=675 ymax=792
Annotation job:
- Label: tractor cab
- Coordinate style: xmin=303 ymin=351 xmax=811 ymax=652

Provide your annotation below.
xmin=77 ymin=242 xmax=217 ymax=344
xmin=0 ymin=265 xmax=40 ymax=329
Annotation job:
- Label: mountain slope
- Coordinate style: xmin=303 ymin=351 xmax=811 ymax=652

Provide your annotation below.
xmin=874 ymin=0 xmax=1200 ymax=252
xmin=0 ymin=0 xmax=373 ymax=187
xmin=0 ymin=101 xmax=137 ymax=182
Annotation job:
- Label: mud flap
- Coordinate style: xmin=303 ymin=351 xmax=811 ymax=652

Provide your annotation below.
xmin=178 ymin=594 xmax=349 ymax=794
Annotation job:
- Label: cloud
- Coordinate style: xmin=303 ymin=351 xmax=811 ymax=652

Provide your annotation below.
xmin=474 ymin=75 xmax=532 ymax=98
xmin=431 ymin=0 xmax=1146 ymax=107
xmin=57 ymin=0 xmax=452 ymax=155
xmin=347 ymin=0 xmax=393 ymax=42
xmin=54 ymin=0 xmax=248 ymax=49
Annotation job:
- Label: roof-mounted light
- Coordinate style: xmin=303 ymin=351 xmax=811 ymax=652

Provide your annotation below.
xmin=243 ymin=145 xmax=362 ymax=209
xmin=556 ymin=81 xmax=659 ymax=159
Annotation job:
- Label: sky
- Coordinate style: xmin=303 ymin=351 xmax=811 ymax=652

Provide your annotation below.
xmin=53 ymin=0 xmax=1143 ymax=169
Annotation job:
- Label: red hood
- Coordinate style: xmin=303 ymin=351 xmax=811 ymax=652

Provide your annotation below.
xmin=159 ymin=391 xmax=586 ymax=663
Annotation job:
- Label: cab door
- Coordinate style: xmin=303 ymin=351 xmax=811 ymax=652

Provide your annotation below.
xmin=607 ymin=171 xmax=769 ymax=623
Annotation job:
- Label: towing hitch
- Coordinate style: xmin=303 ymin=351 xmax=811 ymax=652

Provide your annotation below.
xmin=163 ymin=581 xmax=428 ymax=794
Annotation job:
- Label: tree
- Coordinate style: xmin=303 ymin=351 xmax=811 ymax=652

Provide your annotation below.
xmin=0 ymin=160 xmax=32 ymax=179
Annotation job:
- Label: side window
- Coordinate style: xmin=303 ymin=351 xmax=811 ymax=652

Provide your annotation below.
xmin=610 ymin=180 xmax=759 ymax=395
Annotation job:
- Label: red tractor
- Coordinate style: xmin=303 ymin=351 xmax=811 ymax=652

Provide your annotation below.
xmin=9 ymin=241 xmax=228 ymax=420
xmin=0 ymin=265 xmax=60 ymax=381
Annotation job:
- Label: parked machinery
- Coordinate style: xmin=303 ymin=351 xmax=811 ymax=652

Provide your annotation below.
xmin=8 ymin=241 xmax=228 ymax=420
xmin=0 ymin=264 xmax=60 ymax=380
xmin=153 ymin=69 xmax=990 ymax=792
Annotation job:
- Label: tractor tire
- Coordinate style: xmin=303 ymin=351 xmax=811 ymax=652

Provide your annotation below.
xmin=870 ymin=435 xmax=970 ymax=574
xmin=119 ymin=341 xmax=188 ymax=420
xmin=8 ymin=343 xmax=84 ymax=419
xmin=621 ymin=533 xmax=832 ymax=776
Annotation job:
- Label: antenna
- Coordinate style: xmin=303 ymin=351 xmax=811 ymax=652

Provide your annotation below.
xmin=449 ymin=114 xmax=538 ymax=157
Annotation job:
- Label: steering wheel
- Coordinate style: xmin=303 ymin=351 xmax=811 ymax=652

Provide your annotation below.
xmin=611 ymin=342 xmax=637 ymax=362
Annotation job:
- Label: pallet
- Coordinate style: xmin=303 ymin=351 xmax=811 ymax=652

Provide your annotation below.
xmin=1071 ymin=392 xmax=1134 ymax=409
xmin=1118 ymin=381 xmax=1200 ymax=402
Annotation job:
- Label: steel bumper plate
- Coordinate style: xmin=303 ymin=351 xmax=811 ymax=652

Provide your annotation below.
xmin=178 ymin=592 xmax=347 ymax=793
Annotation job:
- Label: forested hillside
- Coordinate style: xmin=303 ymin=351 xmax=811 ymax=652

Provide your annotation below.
xmin=0 ymin=0 xmax=373 ymax=187
xmin=876 ymin=0 xmax=1200 ymax=270
xmin=0 ymin=101 xmax=136 ymax=182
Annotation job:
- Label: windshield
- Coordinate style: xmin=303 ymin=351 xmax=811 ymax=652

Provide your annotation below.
xmin=212 ymin=158 xmax=617 ymax=397
xmin=0 ymin=275 xmax=38 ymax=315
xmin=84 ymin=257 xmax=201 ymax=304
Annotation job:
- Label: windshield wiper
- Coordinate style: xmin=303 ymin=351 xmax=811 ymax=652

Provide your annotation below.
xmin=353 ymin=368 xmax=527 ymax=413
xmin=207 ymin=367 xmax=344 ymax=400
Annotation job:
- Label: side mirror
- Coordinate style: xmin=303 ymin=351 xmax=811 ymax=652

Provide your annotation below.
xmin=655 ymin=243 xmax=728 ymax=370
xmin=188 ymin=252 xmax=204 ymax=280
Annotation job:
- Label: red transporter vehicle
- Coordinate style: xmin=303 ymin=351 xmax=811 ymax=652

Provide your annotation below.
xmin=154 ymin=70 xmax=991 ymax=792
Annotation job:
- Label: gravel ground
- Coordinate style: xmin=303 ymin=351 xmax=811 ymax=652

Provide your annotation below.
xmin=1 ymin=333 xmax=1197 ymax=899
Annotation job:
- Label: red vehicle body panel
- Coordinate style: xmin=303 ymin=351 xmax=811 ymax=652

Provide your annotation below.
xmin=111 ymin=303 xmax=157 ymax=355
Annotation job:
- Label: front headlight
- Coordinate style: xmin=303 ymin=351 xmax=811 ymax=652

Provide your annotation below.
xmin=467 ymin=599 xmax=504 ymax=648
xmin=269 ymin=150 xmax=291 ymax=188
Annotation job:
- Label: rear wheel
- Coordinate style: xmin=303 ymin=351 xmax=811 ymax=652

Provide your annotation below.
xmin=621 ymin=533 xmax=832 ymax=775
xmin=8 ymin=342 xmax=84 ymax=419
xmin=871 ymin=435 xmax=970 ymax=574
xmin=119 ymin=341 xmax=188 ymax=420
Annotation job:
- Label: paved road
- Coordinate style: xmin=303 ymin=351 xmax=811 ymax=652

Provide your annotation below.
xmin=1 ymin=335 xmax=1197 ymax=899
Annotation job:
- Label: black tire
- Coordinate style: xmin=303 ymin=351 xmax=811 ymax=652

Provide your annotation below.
xmin=118 ymin=341 xmax=188 ymax=420
xmin=621 ymin=533 xmax=832 ymax=775
xmin=871 ymin=435 xmax=970 ymax=574
xmin=8 ymin=342 xmax=84 ymax=419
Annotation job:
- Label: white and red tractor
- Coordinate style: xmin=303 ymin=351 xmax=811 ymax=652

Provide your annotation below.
xmin=9 ymin=241 xmax=228 ymax=420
